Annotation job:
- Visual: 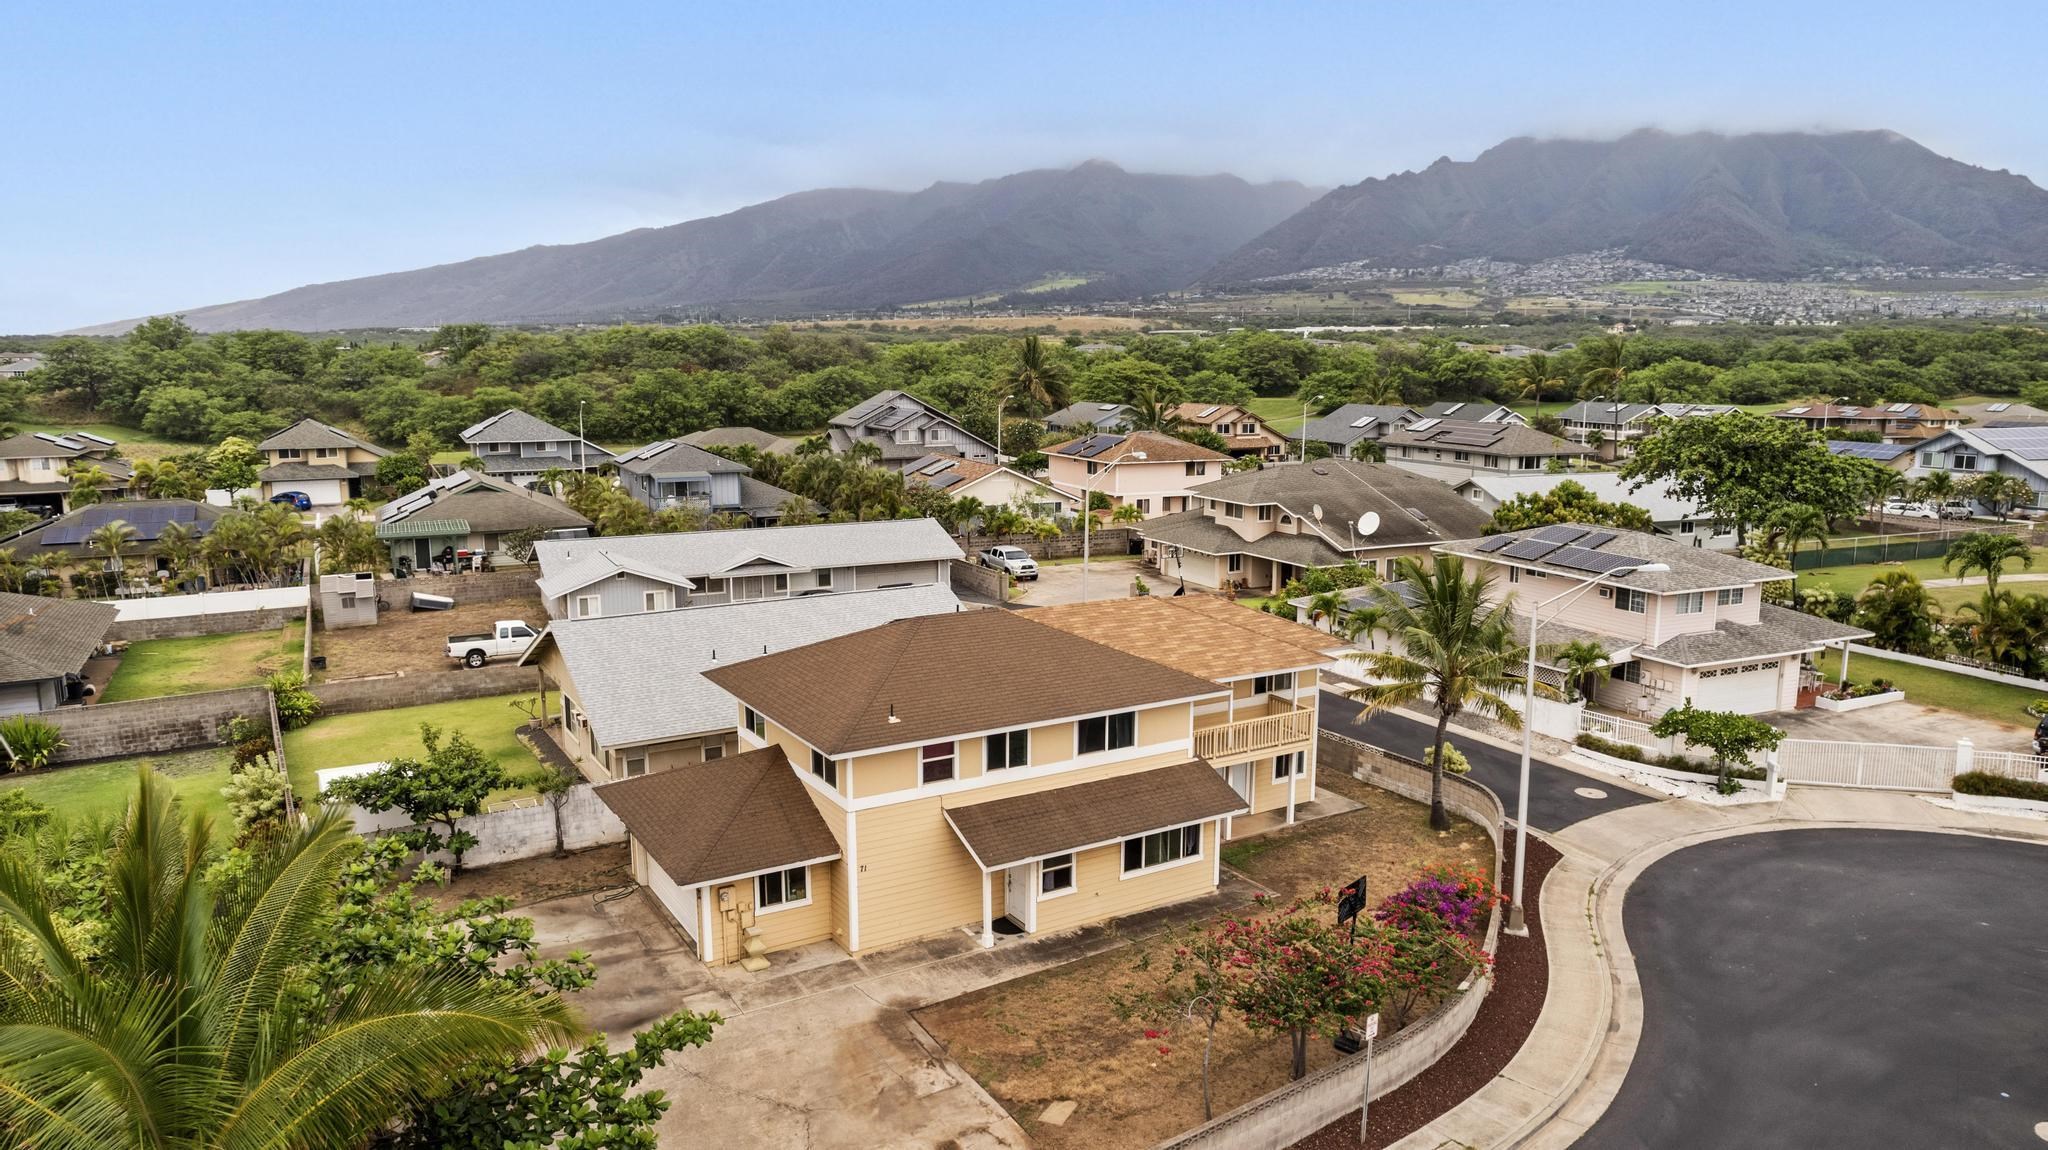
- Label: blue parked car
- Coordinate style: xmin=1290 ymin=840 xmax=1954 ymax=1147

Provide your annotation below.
xmin=268 ymin=491 xmax=313 ymax=511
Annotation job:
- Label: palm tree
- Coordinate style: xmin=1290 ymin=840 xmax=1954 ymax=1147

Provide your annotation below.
xmin=0 ymin=770 xmax=576 ymax=1147
xmin=846 ymin=439 xmax=884 ymax=469
xmin=62 ymin=462 xmax=110 ymax=508
xmin=1305 ymin=591 xmax=1347 ymax=631
xmin=1765 ymin=504 xmax=1830 ymax=596
xmin=1123 ymin=384 xmax=1188 ymax=435
xmin=1866 ymin=468 xmax=1910 ymax=536
xmin=1003 ymin=334 xmax=1071 ymax=417
xmin=1339 ymin=602 xmax=1389 ymax=650
xmin=945 ymin=495 xmax=987 ymax=535
xmin=1345 ymin=555 xmax=1532 ymax=830
xmin=1552 ymin=639 xmax=1610 ymax=702
xmin=153 ymin=520 xmax=198 ymax=587
xmin=1944 ymin=531 xmax=2033 ymax=596
xmin=1852 ymin=569 xmax=1943 ymax=655
xmin=87 ymin=517 xmax=137 ymax=589
xmin=1576 ymin=335 xmax=1628 ymax=399
xmin=1914 ymin=469 xmax=1958 ymax=507
xmin=1110 ymin=502 xmax=1144 ymax=524
xmin=1969 ymin=471 xmax=2033 ymax=521
xmin=0 ymin=546 xmax=23 ymax=593
xmin=1511 ymin=352 xmax=1565 ymax=404
xmin=1348 ymin=439 xmax=1386 ymax=463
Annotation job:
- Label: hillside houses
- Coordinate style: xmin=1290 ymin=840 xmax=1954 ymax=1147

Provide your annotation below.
xmin=460 ymin=409 xmax=614 ymax=487
xmin=828 ymin=390 xmax=996 ymax=471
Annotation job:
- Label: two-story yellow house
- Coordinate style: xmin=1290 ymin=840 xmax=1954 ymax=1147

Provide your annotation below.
xmin=256 ymin=418 xmax=389 ymax=507
xmin=0 ymin=431 xmax=130 ymax=514
xmin=598 ymin=607 xmax=1292 ymax=967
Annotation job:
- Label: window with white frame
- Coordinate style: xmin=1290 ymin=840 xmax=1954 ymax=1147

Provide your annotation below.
xmin=810 ymin=749 xmax=837 ymax=787
xmin=1257 ymin=505 xmax=1275 ymax=521
xmin=926 ymin=426 xmax=950 ymax=443
xmin=1077 ymin=711 xmax=1136 ymax=754
xmin=755 ymin=866 xmax=809 ymax=911
xmin=1040 ymin=854 xmax=1075 ymax=895
xmin=643 ymin=589 xmax=672 ymax=612
xmin=622 ymin=754 xmax=647 ymax=778
xmin=921 ymin=742 xmax=957 ymax=783
xmin=701 ymin=742 xmax=724 ymax=761
xmin=1226 ymin=554 xmax=1243 ymax=573
xmin=1610 ymin=662 xmax=1643 ymax=684
xmin=1613 ymin=588 xmax=1647 ymax=613
xmin=815 ymin=568 xmax=833 ymax=589
xmin=1676 ymin=592 xmax=1704 ymax=615
xmin=1086 ymin=461 xmax=1101 ymax=475
xmin=1680 ymin=520 xmax=1695 ymax=534
xmin=1122 ymin=824 xmax=1203 ymax=874
xmin=1251 ymin=672 xmax=1295 ymax=694
xmin=1185 ymin=462 xmax=1207 ymax=477
xmin=1136 ymin=498 xmax=1151 ymax=514
xmin=894 ymin=428 xmax=920 ymax=444
xmin=1508 ymin=567 xmax=1521 ymax=584
xmin=772 ymin=573 xmax=789 ymax=593
xmin=574 ymin=595 xmax=600 ymax=618
xmin=1717 ymin=587 xmax=1745 ymax=606
xmin=984 ymin=729 xmax=1029 ymax=770
xmin=701 ymin=577 xmax=726 ymax=595
xmin=1954 ymin=453 xmax=1979 ymax=471
xmin=1271 ymin=750 xmax=1306 ymax=781
xmin=1921 ymin=451 xmax=1937 ymax=467
xmin=1222 ymin=503 xmax=1243 ymax=519
xmin=744 ymin=707 xmax=766 ymax=738
xmin=1518 ymin=455 xmax=1542 ymax=470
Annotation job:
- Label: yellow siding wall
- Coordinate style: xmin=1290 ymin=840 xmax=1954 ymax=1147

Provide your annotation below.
xmin=755 ymin=716 xmax=847 ymax=799
xmin=1141 ymin=702 xmax=1192 ymax=745
xmin=851 ymin=798 xmax=985 ymax=952
xmin=1251 ymin=754 xmax=1312 ymax=814
xmin=848 ymin=701 xmax=1196 ymax=801
xmin=851 ymin=747 xmax=920 ymax=798
xmin=1032 ymin=823 xmax=1219 ymax=936
xmin=1027 ymin=721 xmax=1077 ymax=767
xmin=706 ymin=864 xmax=837 ymax=964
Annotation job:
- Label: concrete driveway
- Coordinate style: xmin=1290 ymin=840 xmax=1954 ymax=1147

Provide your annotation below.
xmin=1771 ymin=698 xmax=2034 ymax=753
xmin=1577 ymin=829 xmax=2048 ymax=1149
xmin=1006 ymin=556 xmax=1147 ymax=607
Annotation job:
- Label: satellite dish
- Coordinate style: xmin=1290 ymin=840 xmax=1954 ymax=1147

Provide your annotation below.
xmin=1311 ymin=504 xmax=1324 ymax=521
xmin=1358 ymin=512 xmax=1380 ymax=537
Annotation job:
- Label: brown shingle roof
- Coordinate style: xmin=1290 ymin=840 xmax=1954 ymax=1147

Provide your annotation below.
xmin=592 ymin=746 xmax=841 ymax=887
xmin=1045 ymin=429 xmax=1229 ymax=464
xmin=943 ymin=760 xmax=1247 ymax=869
xmin=1024 ymin=597 xmax=1336 ymax=682
xmin=701 ymin=609 xmax=1225 ymax=755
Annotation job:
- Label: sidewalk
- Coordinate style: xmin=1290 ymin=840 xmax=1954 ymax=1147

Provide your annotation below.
xmin=1382 ymin=786 xmax=2048 ymax=1150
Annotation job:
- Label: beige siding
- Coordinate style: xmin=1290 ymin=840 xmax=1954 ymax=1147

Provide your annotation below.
xmin=756 ymin=716 xmax=846 ymax=799
xmin=849 ymin=701 xmax=1194 ymax=801
xmin=851 ymin=798 xmax=985 ymax=952
xmin=851 ymin=747 xmax=921 ymax=798
xmin=1251 ymin=753 xmax=1312 ymax=815
xmin=1033 ymin=823 xmax=1219 ymax=936
xmin=704 ymin=864 xmax=837 ymax=964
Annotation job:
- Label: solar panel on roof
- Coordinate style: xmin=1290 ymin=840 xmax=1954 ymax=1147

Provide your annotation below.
xmin=1531 ymin=524 xmax=1589 ymax=544
xmin=1408 ymin=418 xmax=1441 ymax=432
xmin=74 ymin=433 xmax=114 ymax=446
xmin=916 ymin=458 xmax=953 ymax=476
xmin=1474 ymin=535 xmax=1515 ymax=553
xmin=1785 ymin=406 xmax=1810 ymax=415
xmin=1548 ymin=547 xmax=1644 ymax=575
xmin=1197 ymin=406 xmax=1220 ymax=418
xmin=1350 ymin=415 xmax=1376 ymax=428
xmin=1441 ymin=403 xmax=1464 ymax=415
xmin=1888 ymin=402 xmax=1910 ymax=413
xmin=1502 ymin=538 xmax=1564 ymax=561
xmin=926 ymin=473 xmax=964 ymax=489
xmin=1578 ymin=530 xmax=1617 ymax=550
xmin=1989 ymin=402 xmax=2013 ymax=412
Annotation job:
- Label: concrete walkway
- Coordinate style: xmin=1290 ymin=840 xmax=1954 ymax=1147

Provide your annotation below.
xmin=1382 ymin=786 xmax=2048 ymax=1150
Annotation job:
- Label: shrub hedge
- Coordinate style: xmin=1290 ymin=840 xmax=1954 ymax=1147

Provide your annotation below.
xmin=1574 ymin=733 xmax=1767 ymax=780
xmin=1951 ymin=770 xmax=2048 ymax=802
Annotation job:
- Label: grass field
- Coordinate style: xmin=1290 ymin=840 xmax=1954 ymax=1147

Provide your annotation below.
xmin=1813 ymin=647 xmax=2039 ymax=728
xmin=101 ymin=622 xmax=305 ymax=703
xmin=795 ymin=315 xmax=1147 ymax=333
xmin=0 ymin=748 xmax=233 ymax=825
xmin=1389 ymin=288 xmax=1485 ymax=308
xmin=1248 ymin=397 xmax=1311 ymax=435
xmin=14 ymin=421 xmax=191 ymax=462
xmin=282 ymin=692 xmax=552 ymax=802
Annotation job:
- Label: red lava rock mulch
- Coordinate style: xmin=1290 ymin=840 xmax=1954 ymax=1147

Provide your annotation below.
xmin=1293 ymin=833 xmax=1563 ymax=1150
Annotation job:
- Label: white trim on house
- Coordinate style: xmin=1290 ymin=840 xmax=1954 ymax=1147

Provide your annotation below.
xmin=1116 ymin=821 xmax=1210 ymax=881
xmin=744 ymin=692 xmax=1226 ymax=761
xmin=686 ymin=852 xmax=843 ymax=895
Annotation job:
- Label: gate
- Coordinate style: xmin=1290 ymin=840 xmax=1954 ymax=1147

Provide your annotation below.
xmin=1774 ymin=739 xmax=1957 ymax=791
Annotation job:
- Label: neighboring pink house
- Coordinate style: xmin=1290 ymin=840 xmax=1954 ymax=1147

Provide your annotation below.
xmin=1044 ymin=430 xmax=1231 ymax=519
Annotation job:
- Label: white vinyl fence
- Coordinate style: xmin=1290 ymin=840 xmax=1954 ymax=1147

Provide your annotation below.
xmin=1580 ymin=711 xmax=1990 ymax=793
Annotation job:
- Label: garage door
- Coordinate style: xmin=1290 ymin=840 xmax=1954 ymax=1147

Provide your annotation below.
xmin=0 ymin=682 xmax=41 ymax=717
xmin=1697 ymin=662 xmax=1782 ymax=714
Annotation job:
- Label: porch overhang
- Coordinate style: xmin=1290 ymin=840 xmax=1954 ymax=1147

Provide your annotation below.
xmin=942 ymin=759 xmax=1248 ymax=872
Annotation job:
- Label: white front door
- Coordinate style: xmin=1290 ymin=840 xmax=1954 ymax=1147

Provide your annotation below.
xmin=1218 ymin=762 xmax=1254 ymax=806
xmin=1003 ymin=864 xmax=1036 ymax=932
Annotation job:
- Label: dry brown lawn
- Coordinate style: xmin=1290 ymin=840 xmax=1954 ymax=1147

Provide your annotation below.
xmin=793 ymin=314 xmax=1146 ymax=333
xmin=913 ymin=776 xmax=1491 ymax=1149
xmin=425 ymin=843 xmax=631 ymax=911
xmin=314 ymin=594 xmax=547 ymax=680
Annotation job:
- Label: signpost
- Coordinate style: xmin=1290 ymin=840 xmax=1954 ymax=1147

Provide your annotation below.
xmin=1358 ymin=1012 xmax=1380 ymax=1142
xmin=1335 ymin=873 xmax=1369 ymax=937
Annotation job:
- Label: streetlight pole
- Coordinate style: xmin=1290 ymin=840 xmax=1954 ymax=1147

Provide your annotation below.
xmin=1300 ymin=394 xmax=1325 ymax=461
xmin=1505 ymin=559 xmax=1669 ymax=936
xmin=1081 ymin=450 xmax=1146 ymax=602
xmin=578 ymin=402 xmax=588 ymax=477
xmin=995 ymin=395 xmax=1009 ymax=463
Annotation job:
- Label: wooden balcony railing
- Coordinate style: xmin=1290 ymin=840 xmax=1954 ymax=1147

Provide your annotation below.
xmin=1193 ymin=708 xmax=1316 ymax=761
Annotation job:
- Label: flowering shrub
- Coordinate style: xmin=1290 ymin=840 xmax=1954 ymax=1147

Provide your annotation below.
xmin=1374 ymin=865 xmax=1499 ymax=934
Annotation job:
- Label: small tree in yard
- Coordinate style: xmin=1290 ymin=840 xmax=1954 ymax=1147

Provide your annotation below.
xmin=1112 ymin=925 xmax=1235 ymax=1120
xmin=0 ymin=715 xmax=65 ymax=772
xmin=532 ymin=762 xmax=578 ymax=858
xmin=1650 ymin=699 xmax=1785 ymax=795
xmin=328 ymin=723 xmax=512 ymax=872
xmin=1220 ymin=893 xmax=1393 ymax=1081
xmin=220 ymin=765 xmax=295 ymax=844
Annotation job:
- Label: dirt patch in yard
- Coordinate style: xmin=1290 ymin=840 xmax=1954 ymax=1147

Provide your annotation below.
xmin=914 ymin=779 xmax=1492 ymax=1150
xmin=425 ymin=842 xmax=631 ymax=911
xmin=315 ymin=595 xmax=547 ymax=680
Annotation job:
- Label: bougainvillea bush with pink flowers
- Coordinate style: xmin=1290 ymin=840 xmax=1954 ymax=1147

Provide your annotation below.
xmin=1374 ymin=864 xmax=1499 ymax=934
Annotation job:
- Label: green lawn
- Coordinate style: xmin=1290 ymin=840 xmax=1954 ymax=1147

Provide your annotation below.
xmin=282 ymin=692 xmax=553 ymax=802
xmin=0 ymin=748 xmax=234 ymax=824
xmin=14 ymin=421 xmax=190 ymax=462
xmin=1796 ymin=557 xmax=1961 ymax=597
xmin=1813 ymin=647 xmax=2040 ymax=728
xmin=1248 ymin=397 xmax=1311 ymax=435
xmin=101 ymin=622 xmax=306 ymax=703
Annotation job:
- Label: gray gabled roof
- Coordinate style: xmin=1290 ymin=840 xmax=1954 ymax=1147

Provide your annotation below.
xmin=1183 ymin=459 xmax=1489 ymax=549
xmin=1636 ymin=603 xmax=1871 ymax=667
xmin=1557 ymin=402 xmax=1660 ymax=426
xmin=614 ymin=440 xmax=749 ymax=477
xmin=460 ymin=409 xmax=610 ymax=458
xmin=525 ymin=583 xmax=964 ymax=748
xmin=1300 ymin=404 xmax=1421 ymax=444
xmin=0 ymin=592 xmax=116 ymax=685
xmin=533 ymin=518 xmax=963 ymax=587
xmin=378 ymin=469 xmax=589 ymax=533
xmin=1435 ymin=525 xmax=1792 ymax=594
xmin=1046 ymin=402 xmax=1134 ymax=429
xmin=1416 ymin=401 xmax=1523 ymax=423
xmin=680 ymin=427 xmax=803 ymax=453
xmin=258 ymin=418 xmax=389 ymax=455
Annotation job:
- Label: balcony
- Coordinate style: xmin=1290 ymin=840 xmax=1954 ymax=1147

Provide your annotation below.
xmin=1193 ymin=707 xmax=1315 ymax=761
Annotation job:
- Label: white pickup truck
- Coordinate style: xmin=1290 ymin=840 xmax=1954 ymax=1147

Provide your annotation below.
xmin=446 ymin=620 xmax=539 ymax=668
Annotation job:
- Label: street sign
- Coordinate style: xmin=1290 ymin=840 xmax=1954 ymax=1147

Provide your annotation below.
xmin=1363 ymin=1012 xmax=1379 ymax=1040
xmin=1358 ymin=1011 xmax=1381 ymax=1141
xmin=1335 ymin=874 xmax=1370 ymax=924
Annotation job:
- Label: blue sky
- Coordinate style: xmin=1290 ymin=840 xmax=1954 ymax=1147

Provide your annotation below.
xmin=8 ymin=0 xmax=2045 ymax=333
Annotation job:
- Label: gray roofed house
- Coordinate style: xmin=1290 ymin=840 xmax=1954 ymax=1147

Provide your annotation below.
xmin=0 ymin=592 xmax=118 ymax=714
xmin=827 ymin=390 xmax=995 ymax=470
xmin=0 ymin=431 xmax=132 ymax=514
xmin=1382 ymin=418 xmax=1585 ymax=482
xmin=1415 ymin=401 xmax=1526 ymax=424
xmin=522 ymin=582 xmax=964 ymax=763
xmin=1826 ymin=439 xmax=1916 ymax=467
xmin=1045 ymin=402 xmax=1135 ymax=431
xmin=531 ymin=517 xmax=964 ymax=620
xmin=0 ymin=354 xmax=45 ymax=379
xmin=255 ymin=418 xmax=389 ymax=505
xmin=1449 ymin=472 xmax=1737 ymax=550
xmin=1299 ymin=404 xmax=1420 ymax=455
xmin=1909 ymin=426 xmax=2048 ymax=513
xmin=1141 ymin=458 xmax=1488 ymax=594
xmin=376 ymin=470 xmax=590 ymax=573
xmin=679 ymin=426 xmax=805 ymax=454
xmin=458 ymin=408 xmax=614 ymax=485
xmin=613 ymin=440 xmax=809 ymax=525
xmin=4 ymin=499 xmax=223 ymax=564
xmin=1957 ymin=401 xmax=2048 ymax=427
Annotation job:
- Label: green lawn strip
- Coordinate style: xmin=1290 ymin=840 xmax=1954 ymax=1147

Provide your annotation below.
xmin=0 ymin=748 xmax=234 ymax=824
xmin=101 ymin=622 xmax=305 ymax=703
xmin=1248 ymin=397 xmax=1311 ymax=435
xmin=1812 ymin=647 xmax=2041 ymax=727
xmin=282 ymin=691 xmax=554 ymax=805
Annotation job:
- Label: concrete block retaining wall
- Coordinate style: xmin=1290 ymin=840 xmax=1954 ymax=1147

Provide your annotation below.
xmin=42 ymin=687 xmax=272 ymax=764
xmin=948 ymin=559 xmax=1006 ymax=602
xmin=385 ymin=569 xmax=541 ymax=605
xmin=958 ymin=527 xmax=1136 ymax=561
xmin=106 ymin=606 xmax=306 ymax=642
xmin=1150 ymin=733 xmax=1504 ymax=1150
xmin=342 ymin=783 xmax=626 ymax=868
xmin=310 ymin=665 xmax=541 ymax=717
